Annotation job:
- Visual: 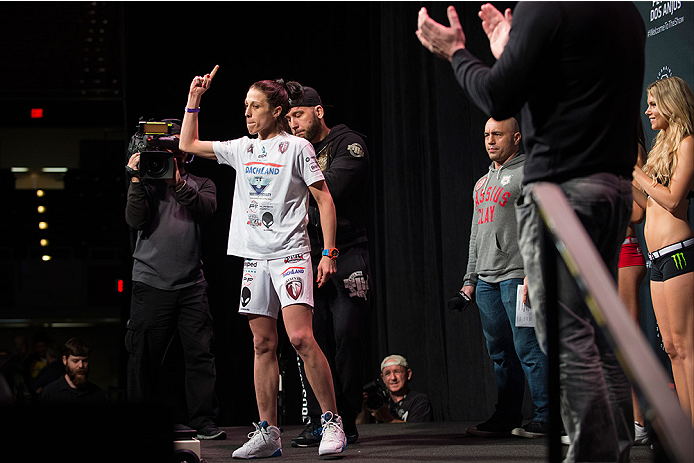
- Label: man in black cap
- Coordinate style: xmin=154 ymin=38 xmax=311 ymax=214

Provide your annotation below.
xmin=124 ymin=119 xmax=225 ymax=440
xmin=285 ymin=85 xmax=371 ymax=446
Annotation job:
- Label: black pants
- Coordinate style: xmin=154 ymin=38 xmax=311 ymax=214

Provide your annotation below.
xmin=126 ymin=280 xmax=220 ymax=430
xmin=298 ymin=244 xmax=371 ymax=424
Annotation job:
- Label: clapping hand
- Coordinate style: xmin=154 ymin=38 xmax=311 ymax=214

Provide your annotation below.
xmin=479 ymin=3 xmax=513 ymax=59
xmin=416 ymin=6 xmax=466 ymax=62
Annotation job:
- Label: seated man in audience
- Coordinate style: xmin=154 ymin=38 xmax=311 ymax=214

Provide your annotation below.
xmin=38 ymin=337 xmax=106 ymax=405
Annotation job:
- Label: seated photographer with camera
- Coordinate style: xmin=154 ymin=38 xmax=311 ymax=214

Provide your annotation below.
xmin=124 ymin=118 xmax=225 ymax=440
xmin=357 ymin=355 xmax=432 ymax=423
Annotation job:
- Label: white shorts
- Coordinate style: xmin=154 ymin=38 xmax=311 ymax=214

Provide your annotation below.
xmin=238 ymin=252 xmax=314 ymax=319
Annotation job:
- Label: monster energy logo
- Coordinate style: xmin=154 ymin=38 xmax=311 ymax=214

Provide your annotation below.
xmin=672 ymin=252 xmax=687 ymax=270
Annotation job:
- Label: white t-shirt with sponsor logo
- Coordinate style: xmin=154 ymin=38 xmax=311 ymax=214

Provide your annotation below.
xmin=213 ymin=132 xmax=324 ymax=260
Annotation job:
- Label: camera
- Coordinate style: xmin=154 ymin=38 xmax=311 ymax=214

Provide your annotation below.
xmin=447 ymin=290 xmax=472 ymax=311
xmin=363 ymin=378 xmax=388 ymax=410
xmin=126 ymin=120 xmax=180 ymax=180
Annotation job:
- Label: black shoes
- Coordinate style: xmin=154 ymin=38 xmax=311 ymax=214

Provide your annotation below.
xmin=465 ymin=414 xmax=521 ymax=437
xmin=290 ymin=417 xmax=323 ymax=447
xmin=197 ymin=424 xmax=227 ymax=440
xmin=511 ymin=420 xmax=549 ymax=438
xmin=343 ymin=418 xmax=359 ymax=444
xmin=291 ymin=415 xmax=359 ymax=447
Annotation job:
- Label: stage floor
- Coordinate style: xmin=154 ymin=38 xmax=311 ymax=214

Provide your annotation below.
xmin=194 ymin=421 xmax=657 ymax=462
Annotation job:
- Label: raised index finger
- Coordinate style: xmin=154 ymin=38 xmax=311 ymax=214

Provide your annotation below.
xmin=208 ymin=65 xmax=219 ymax=80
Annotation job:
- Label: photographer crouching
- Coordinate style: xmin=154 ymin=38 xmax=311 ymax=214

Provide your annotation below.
xmin=124 ymin=118 xmax=225 ymax=440
xmin=357 ymin=355 xmax=432 ymax=423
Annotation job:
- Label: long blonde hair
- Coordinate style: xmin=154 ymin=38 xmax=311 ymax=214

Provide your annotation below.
xmin=642 ymin=76 xmax=694 ymax=187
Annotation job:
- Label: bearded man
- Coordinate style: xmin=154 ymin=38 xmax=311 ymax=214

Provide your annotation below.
xmin=38 ymin=337 xmax=106 ymax=405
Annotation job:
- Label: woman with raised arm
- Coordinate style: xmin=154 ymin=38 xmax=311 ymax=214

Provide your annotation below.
xmin=633 ymin=76 xmax=694 ymax=424
xmin=179 ymin=67 xmax=347 ymax=458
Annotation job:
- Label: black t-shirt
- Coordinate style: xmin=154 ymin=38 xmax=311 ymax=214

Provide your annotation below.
xmin=387 ymin=389 xmax=433 ymax=422
xmin=38 ymin=375 xmax=106 ymax=405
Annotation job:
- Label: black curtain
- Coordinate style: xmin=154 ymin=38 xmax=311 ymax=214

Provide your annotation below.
xmin=367 ymin=2 xmax=520 ymax=421
xmin=120 ymin=1 xmax=519 ymax=424
xmin=5 ymin=0 xmax=689 ymax=427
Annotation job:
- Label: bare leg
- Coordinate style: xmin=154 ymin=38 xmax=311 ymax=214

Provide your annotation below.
xmin=283 ymin=303 xmax=338 ymax=413
xmin=248 ymin=314 xmax=280 ymax=425
xmin=661 ymin=273 xmax=694 ymax=423
xmin=618 ymin=264 xmax=647 ymax=426
xmin=652 ymin=278 xmax=694 ymax=424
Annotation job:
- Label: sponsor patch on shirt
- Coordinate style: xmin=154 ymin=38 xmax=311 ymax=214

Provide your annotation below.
xmin=347 ymin=143 xmax=365 ymax=158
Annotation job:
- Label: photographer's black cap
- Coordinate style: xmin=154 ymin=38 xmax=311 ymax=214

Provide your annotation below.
xmin=288 ymin=86 xmax=331 ymax=108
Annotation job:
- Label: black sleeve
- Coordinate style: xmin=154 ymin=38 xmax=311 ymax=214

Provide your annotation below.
xmin=450 ymin=2 xmax=561 ymax=120
xmin=125 ymin=180 xmax=151 ymax=230
xmin=322 ymin=135 xmax=369 ymax=200
xmin=175 ymin=176 xmax=217 ymax=221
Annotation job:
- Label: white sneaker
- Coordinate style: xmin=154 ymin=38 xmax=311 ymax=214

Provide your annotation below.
xmin=318 ymin=411 xmax=346 ymax=457
xmin=634 ymin=421 xmax=651 ymax=446
xmin=232 ymin=421 xmax=282 ymax=459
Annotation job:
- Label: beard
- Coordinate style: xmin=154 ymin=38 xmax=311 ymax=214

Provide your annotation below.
xmin=66 ymin=366 xmax=88 ymax=387
xmin=302 ymin=113 xmax=322 ymax=142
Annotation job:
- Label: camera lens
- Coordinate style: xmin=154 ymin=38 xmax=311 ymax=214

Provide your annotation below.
xmin=146 ymin=157 xmax=166 ymax=176
xmin=366 ymin=393 xmax=384 ymax=410
xmin=140 ymin=151 xmax=174 ymax=179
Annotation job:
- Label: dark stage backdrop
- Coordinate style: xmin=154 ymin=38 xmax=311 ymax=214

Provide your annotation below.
xmin=368 ymin=2 xmax=518 ymax=422
xmin=0 ymin=1 xmax=522 ymax=426
xmin=0 ymin=0 xmax=684 ymax=428
xmin=119 ymin=1 xmax=513 ymax=425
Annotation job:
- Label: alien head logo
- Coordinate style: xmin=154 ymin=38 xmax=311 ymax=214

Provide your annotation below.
xmin=262 ymin=212 xmax=274 ymax=229
xmin=241 ymin=287 xmax=252 ymax=307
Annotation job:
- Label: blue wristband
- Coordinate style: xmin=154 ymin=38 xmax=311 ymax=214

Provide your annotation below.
xmin=185 ymin=107 xmax=201 ymax=113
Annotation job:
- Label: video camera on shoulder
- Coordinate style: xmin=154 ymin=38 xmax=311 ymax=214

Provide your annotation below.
xmin=363 ymin=378 xmax=388 ymax=410
xmin=126 ymin=120 xmax=180 ymax=180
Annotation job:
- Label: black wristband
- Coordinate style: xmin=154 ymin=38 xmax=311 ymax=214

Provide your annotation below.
xmin=125 ymin=165 xmax=140 ymax=178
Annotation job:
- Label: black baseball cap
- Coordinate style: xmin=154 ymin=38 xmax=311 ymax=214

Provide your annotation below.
xmin=288 ymin=86 xmax=331 ymax=108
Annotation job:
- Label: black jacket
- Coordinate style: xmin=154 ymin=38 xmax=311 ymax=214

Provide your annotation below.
xmin=308 ymin=124 xmax=370 ymax=257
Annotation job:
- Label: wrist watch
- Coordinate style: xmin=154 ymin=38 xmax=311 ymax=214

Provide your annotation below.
xmin=322 ymin=248 xmax=340 ymax=260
